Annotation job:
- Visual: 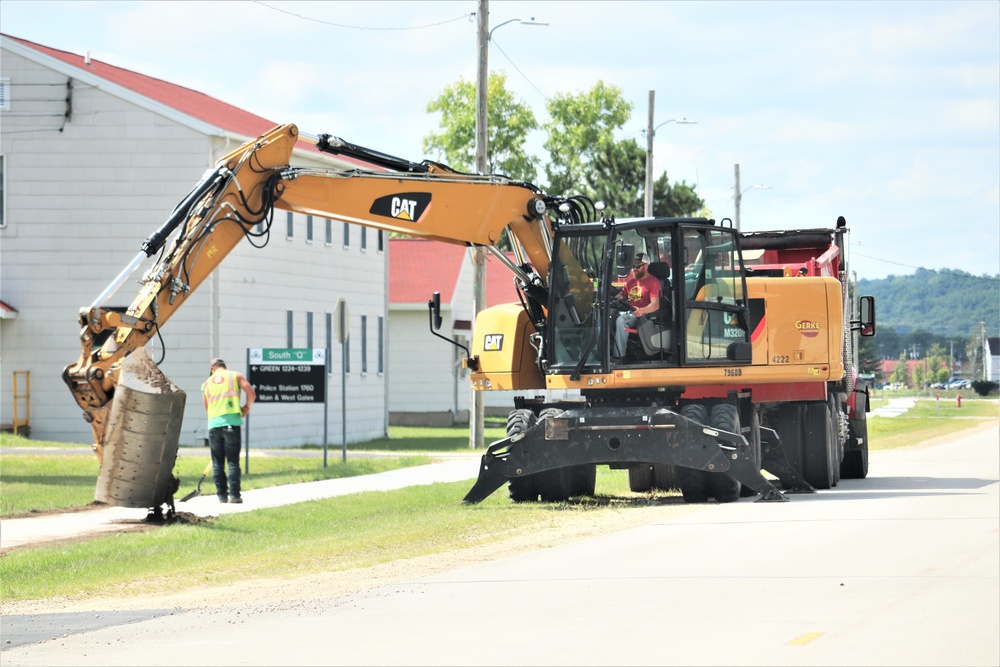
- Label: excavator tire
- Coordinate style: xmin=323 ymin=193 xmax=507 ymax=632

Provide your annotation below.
xmin=628 ymin=464 xmax=654 ymax=492
xmin=678 ymin=403 xmax=710 ymax=503
xmin=708 ymin=403 xmax=742 ymax=503
xmin=539 ymin=408 xmax=595 ymax=498
xmin=506 ymin=410 xmax=539 ymax=503
xmin=652 ymin=464 xmax=680 ymax=492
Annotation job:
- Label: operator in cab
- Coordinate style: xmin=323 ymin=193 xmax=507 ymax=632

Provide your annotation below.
xmin=612 ymin=253 xmax=661 ymax=360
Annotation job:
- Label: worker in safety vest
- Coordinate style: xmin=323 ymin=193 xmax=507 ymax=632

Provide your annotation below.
xmin=202 ymin=358 xmax=256 ymax=504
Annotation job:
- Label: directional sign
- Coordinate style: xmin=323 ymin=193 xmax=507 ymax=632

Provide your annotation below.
xmin=248 ymin=348 xmax=326 ymax=403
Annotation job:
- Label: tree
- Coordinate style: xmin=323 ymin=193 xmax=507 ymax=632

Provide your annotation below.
xmin=890 ymin=352 xmax=909 ymax=387
xmin=651 ymin=172 xmax=705 ymax=217
xmin=422 ymin=72 xmax=538 ymax=181
xmin=543 ymin=81 xmax=633 ymax=195
xmin=857 ymin=334 xmax=883 ymax=383
xmin=583 ymin=139 xmax=645 ymax=216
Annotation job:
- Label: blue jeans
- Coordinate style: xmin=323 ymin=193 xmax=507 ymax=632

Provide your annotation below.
xmin=208 ymin=425 xmax=242 ymax=499
xmin=614 ymin=312 xmax=638 ymax=357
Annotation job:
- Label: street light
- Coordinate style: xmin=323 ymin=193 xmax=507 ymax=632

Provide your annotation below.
xmin=471 ymin=0 xmax=547 ymax=449
xmin=732 ymin=163 xmax=772 ymax=231
xmin=644 ymin=90 xmax=696 ymax=217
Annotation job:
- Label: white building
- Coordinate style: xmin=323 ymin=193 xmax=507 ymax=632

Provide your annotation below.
xmin=986 ymin=337 xmax=1000 ymax=383
xmin=0 ymin=34 xmax=389 ymax=448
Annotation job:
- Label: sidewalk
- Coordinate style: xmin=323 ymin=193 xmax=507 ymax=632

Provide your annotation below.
xmin=868 ymin=397 xmax=916 ymax=418
xmin=0 ymin=457 xmax=482 ymax=552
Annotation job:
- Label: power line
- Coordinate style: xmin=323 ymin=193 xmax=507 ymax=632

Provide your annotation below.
xmin=253 ymin=1 xmax=474 ymax=31
xmin=491 ymin=40 xmax=549 ymax=103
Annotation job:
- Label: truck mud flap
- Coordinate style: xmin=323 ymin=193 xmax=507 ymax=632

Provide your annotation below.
xmin=95 ymin=349 xmax=185 ymax=511
xmin=759 ymin=426 xmax=815 ymax=494
xmin=463 ymin=406 xmax=787 ymax=504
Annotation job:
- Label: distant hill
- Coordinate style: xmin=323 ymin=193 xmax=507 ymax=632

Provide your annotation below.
xmin=857 ymin=268 xmax=999 ymax=338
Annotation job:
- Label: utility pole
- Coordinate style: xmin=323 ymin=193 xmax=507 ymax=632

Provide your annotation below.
xmin=645 ymin=91 xmax=655 ymax=217
xmin=471 ymin=0 xmax=489 ymax=449
xmin=734 ymin=163 xmax=742 ymax=231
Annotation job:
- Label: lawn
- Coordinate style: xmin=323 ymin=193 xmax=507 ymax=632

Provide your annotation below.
xmin=2 ymin=403 xmax=996 ymax=602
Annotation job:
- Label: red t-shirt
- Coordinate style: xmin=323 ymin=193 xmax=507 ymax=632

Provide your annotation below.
xmin=621 ymin=273 xmax=660 ymax=310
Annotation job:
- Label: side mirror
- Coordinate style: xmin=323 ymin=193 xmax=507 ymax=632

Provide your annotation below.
xmin=428 ymin=292 xmax=443 ymax=331
xmin=858 ymin=295 xmax=876 ymax=337
xmin=616 ymin=244 xmax=635 ymax=278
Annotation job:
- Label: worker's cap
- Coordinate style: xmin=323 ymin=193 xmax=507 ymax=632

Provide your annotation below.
xmin=633 ymin=253 xmax=649 ymax=267
xmin=210 ymin=358 xmax=226 ymax=369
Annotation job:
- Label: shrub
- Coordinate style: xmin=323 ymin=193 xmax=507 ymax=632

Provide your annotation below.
xmin=971 ymin=380 xmax=999 ymax=397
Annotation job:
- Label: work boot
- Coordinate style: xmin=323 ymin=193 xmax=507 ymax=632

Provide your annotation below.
xmin=218 ymin=496 xmax=228 ymax=504
xmin=229 ymin=496 xmax=243 ymax=504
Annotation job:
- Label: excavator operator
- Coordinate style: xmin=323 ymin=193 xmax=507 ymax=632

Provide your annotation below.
xmin=612 ymin=252 xmax=661 ymax=360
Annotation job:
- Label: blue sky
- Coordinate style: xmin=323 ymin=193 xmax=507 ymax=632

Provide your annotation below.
xmin=3 ymin=0 xmax=998 ymax=281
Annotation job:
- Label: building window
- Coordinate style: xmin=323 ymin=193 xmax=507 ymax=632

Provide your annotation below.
xmin=361 ymin=226 xmax=367 ymax=251
xmin=306 ymin=311 xmax=314 ymax=349
xmin=306 ymin=215 xmax=313 ymax=243
xmin=0 ymin=78 xmax=9 ymax=112
xmin=377 ymin=230 xmax=384 ymax=252
xmin=286 ymin=310 xmax=293 ymax=347
xmin=343 ymin=222 xmax=350 ymax=248
xmin=325 ymin=218 xmax=332 ymax=245
xmin=286 ymin=211 xmax=293 ymax=239
xmin=377 ymin=316 xmax=384 ymax=374
xmin=361 ymin=315 xmax=368 ymax=374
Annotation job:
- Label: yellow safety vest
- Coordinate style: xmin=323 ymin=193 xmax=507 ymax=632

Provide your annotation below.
xmin=202 ymin=370 xmax=242 ymax=427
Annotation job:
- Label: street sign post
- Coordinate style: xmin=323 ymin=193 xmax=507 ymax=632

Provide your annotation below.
xmin=247 ymin=348 xmax=330 ymax=466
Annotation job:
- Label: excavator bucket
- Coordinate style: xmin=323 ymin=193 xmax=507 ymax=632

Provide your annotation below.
xmin=95 ymin=348 xmax=186 ymax=509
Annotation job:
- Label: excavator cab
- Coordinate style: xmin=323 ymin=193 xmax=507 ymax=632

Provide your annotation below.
xmin=545 ymin=217 xmax=751 ymax=374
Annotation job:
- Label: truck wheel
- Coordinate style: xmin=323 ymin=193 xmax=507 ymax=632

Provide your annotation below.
xmin=628 ymin=465 xmax=653 ymax=492
xmin=841 ymin=392 xmax=869 ymax=479
xmin=708 ymin=403 xmax=742 ymax=503
xmin=506 ymin=409 xmax=539 ymax=502
xmin=679 ymin=404 xmax=710 ymax=503
xmin=773 ymin=403 xmax=805 ymax=477
xmin=829 ymin=395 xmax=842 ymax=487
xmin=802 ymin=400 xmax=836 ymax=489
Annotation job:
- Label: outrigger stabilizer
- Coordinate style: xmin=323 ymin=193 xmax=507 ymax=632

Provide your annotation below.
xmin=462 ymin=406 xmax=815 ymax=504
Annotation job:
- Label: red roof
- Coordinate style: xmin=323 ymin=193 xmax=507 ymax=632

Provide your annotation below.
xmin=3 ymin=34 xmax=350 ymax=160
xmin=389 ymin=239 xmax=520 ymax=307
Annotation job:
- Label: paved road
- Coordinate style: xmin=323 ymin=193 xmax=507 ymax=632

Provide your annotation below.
xmin=2 ymin=423 xmax=997 ymax=666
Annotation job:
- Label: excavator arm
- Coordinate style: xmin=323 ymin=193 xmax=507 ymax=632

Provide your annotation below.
xmin=63 ymin=124 xmax=563 ymax=510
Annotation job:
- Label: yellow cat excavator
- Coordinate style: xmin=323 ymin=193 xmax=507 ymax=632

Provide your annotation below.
xmin=64 ymin=123 xmax=875 ymax=517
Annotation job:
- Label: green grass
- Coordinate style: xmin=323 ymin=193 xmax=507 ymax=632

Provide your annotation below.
xmin=0 ymin=470 xmax=652 ymax=601
xmin=2 ymin=404 xmax=996 ymax=603
xmin=868 ymin=397 xmax=998 ymax=450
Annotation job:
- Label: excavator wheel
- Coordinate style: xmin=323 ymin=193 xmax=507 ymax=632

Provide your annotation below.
xmin=535 ymin=408 xmax=586 ymax=501
xmin=708 ymin=404 xmax=742 ymax=503
xmin=628 ymin=464 xmax=653 ymax=493
xmin=506 ymin=410 xmax=539 ymax=503
xmin=678 ymin=404 xmax=711 ymax=503
xmin=652 ymin=464 xmax=681 ymax=492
